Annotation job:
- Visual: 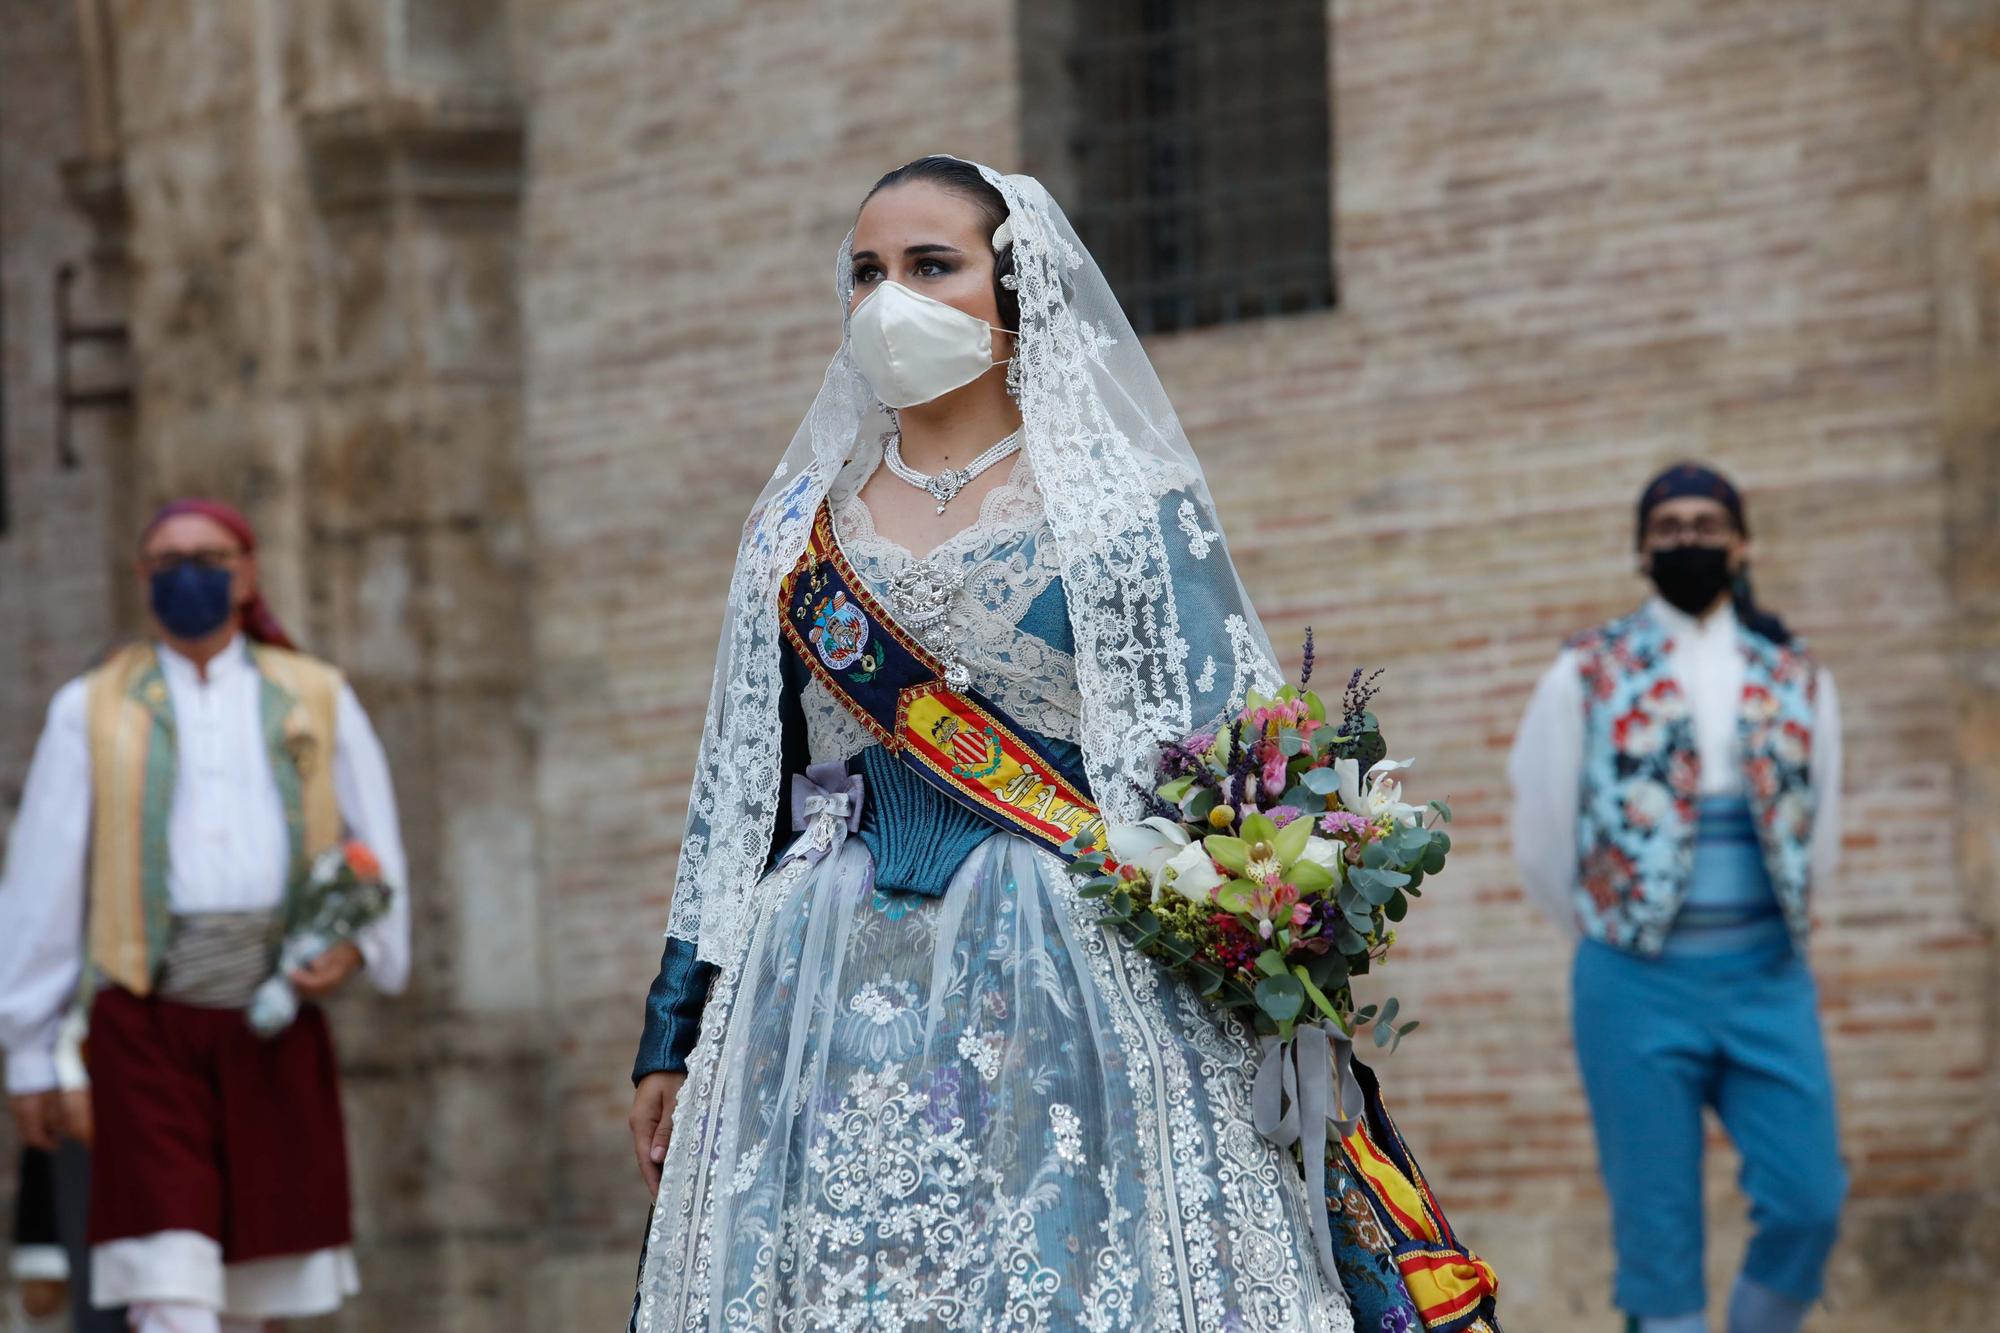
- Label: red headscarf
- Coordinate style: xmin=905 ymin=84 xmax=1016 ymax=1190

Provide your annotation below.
xmin=142 ymin=498 xmax=299 ymax=651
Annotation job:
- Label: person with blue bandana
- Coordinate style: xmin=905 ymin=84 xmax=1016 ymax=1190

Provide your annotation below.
xmin=1508 ymin=462 xmax=1846 ymax=1333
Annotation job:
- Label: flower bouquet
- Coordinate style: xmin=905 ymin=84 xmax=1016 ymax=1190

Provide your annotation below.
xmin=1065 ymin=637 xmax=1502 ymax=1325
xmin=1070 ymin=640 xmax=1449 ymax=1055
xmin=247 ymin=838 xmax=392 ymax=1037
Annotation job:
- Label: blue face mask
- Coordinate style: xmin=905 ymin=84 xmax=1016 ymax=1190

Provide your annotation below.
xmin=148 ymin=562 xmax=236 ymax=639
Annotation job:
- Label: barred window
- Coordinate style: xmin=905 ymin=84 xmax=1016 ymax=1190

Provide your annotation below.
xmin=1020 ymin=0 xmax=1336 ymax=335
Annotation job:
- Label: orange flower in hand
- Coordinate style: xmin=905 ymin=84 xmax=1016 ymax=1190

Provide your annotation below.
xmin=343 ymin=839 xmax=382 ymax=882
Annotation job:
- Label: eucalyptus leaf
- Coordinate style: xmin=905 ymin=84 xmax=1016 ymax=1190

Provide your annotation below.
xmin=1279 ymin=729 xmax=1306 ymax=757
xmin=1385 ymin=890 xmax=1408 ymax=922
xmin=1187 ymin=788 xmax=1219 ymax=821
xmin=1303 ymin=767 xmax=1342 ymax=797
xmin=1306 ymin=951 xmax=1350 ymax=991
xmin=1254 ymin=973 xmax=1306 ymax=1024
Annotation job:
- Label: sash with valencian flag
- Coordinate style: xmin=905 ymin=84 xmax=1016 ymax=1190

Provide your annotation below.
xmin=1338 ymin=1061 xmax=1503 ymax=1331
xmin=778 ymin=503 xmax=1108 ymax=857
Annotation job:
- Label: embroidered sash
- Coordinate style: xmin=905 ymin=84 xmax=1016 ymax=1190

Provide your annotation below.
xmin=1338 ymin=1060 xmax=1502 ymax=1332
xmin=778 ymin=503 xmax=1105 ymax=857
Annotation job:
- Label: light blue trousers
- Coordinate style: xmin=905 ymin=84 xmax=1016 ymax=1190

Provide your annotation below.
xmin=1573 ymin=932 xmax=1846 ymax=1323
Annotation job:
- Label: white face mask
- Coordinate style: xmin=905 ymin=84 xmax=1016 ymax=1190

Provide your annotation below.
xmin=848 ymin=280 xmax=1009 ymax=410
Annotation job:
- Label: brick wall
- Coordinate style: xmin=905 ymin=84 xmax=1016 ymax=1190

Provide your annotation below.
xmin=0 ymin=0 xmax=1991 ymax=1328
xmin=517 ymin=1 xmax=1995 ymax=1327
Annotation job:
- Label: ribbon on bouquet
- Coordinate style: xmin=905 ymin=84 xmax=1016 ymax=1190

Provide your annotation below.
xmin=785 ymin=762 xmax=865 ymax=867
xmin=1252 ymin=1020 xmax=1365 ymax=1289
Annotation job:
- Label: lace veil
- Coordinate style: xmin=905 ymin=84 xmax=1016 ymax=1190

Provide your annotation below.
xmin=667 ymin=160 xmax=1280 ymax=964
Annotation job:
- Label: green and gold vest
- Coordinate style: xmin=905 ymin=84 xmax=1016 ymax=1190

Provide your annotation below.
xmin=83 ymin=642 xmax=345 ymax=995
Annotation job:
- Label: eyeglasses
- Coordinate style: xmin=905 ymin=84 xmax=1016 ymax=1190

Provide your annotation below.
xmin=141 ymin=548 xmax=241 ymax=574
xmin=1642 ymin=516 xmax=1736 ymax=546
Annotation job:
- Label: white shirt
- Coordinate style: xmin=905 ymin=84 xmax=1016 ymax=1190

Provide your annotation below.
xmin=1506 ymin=600 xmax=1843 ymax=932
xmin=0 ymin=637 xmax=411 ymax=1092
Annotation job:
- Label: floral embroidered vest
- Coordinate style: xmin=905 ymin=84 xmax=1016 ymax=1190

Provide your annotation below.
xmin=1569 ymin=608 xmax=1818 ymax=956
xmin=83 ymin=642 xmax=344 ymax=995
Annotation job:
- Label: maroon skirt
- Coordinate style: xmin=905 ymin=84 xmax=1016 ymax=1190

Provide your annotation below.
xmin=86 ymin=987 xmax=353 ymax=1262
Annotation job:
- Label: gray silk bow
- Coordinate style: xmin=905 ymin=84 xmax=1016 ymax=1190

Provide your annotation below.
xmin=787 ymin=763 xmax=865 ymax=865
xmin=1252 ymin=1021 xmax=1365 ymax=1290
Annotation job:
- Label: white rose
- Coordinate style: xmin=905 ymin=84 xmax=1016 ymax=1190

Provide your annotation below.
xmin=1295 ymin=836 xmax=1346 ymax=883
xmin=1160 ymin=841 xmax=1226 ymax=904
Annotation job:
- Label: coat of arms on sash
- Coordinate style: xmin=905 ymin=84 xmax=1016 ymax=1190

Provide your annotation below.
xmin=809 ymin=592 xmax=879 ymax=679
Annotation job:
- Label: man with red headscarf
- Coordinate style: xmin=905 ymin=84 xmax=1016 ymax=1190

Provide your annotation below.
xmin=0 ymin=500 xmax=409 ymax=1333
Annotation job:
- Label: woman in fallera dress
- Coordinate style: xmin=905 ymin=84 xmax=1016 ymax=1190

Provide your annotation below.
xmin=625 ymin=156 xmax=1468 ymax=1332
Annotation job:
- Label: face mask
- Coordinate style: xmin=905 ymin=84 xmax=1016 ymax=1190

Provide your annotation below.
xmin=848 ymin=280 xmax=1008 ymax=410
xmin=149 ymin=562 xmax=236 ymax=639
xmin=1648 ymin=544 xmax=1733 ymax=616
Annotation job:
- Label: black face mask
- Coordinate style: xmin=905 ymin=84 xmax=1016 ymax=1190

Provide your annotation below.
xmin=1648 ymin=544 xmax=1733 ymax=616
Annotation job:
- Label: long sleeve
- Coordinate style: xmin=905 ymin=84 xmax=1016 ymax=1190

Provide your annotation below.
xmin=332 ymin=683 xmax=411 ymax=996
xmin=1506 ymin=651 xmax=1585 ymax=934
xmin=629 ymin=650 xmax=811 ymax=1083
xmin=632 ymin=935 xmax=717 ymax=1082
xmin=0 ymin=682 xmax=93 ymax=1094
xmin=1809 ymin=666 xmax=1843 ymax=889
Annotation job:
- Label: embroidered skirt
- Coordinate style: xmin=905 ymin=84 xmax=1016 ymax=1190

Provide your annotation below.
xmin=635 ymin=832 xmax=1354 ymax=1333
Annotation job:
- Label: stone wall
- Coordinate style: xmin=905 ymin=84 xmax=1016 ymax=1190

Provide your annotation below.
xmin=0 ymin=0 xmax=119 ymax=844
xmin=0 ymin=1 xmax=1994 ymax=1329
xmin=3 ymin=3 xmax=550 ymax=1328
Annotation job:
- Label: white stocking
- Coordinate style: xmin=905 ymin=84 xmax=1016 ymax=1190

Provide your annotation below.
xmin=127 ymin=1305 xmax=262 ymax=1333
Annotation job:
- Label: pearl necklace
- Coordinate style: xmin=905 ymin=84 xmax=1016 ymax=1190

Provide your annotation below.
xmin=883 ymin=429 xmax=1023 ymax=514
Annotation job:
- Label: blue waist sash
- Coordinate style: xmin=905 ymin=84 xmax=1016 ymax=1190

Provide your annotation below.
xmin=1663 ymin=797 xmax=1787 ymax=957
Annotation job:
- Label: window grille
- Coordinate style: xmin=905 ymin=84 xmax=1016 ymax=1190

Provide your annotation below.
xmin=1032 ymin=0 xmax=1336 ymax=335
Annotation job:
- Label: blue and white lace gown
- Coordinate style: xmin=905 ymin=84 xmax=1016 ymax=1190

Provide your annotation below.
xmin=633 ymin=447 xmax=1355 ymax=1333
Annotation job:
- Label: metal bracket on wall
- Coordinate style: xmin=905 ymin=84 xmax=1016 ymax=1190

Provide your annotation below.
xmin=55 ymin=261 xmax=132 ymax=471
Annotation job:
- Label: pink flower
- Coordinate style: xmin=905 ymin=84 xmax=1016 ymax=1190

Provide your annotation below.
xmin=1268 ymin=806 xmax=1306 ymax=828
xmin=1261 ymin=744 xmax=1289 ymax=798
xmin=1319 ymin=811 xmax=1374 ymax=840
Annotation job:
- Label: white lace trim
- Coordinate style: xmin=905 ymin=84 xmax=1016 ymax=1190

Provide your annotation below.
xmin=810 ymin=438 xmax=1085 ymax=757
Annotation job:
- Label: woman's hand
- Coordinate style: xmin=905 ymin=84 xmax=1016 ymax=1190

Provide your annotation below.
xmin=630 ymin=1070 xmax=687 ymax=1197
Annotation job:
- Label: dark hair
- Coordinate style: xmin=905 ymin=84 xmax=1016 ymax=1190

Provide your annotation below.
xmin=864 ymin=156 xmax=1018 ymax=332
